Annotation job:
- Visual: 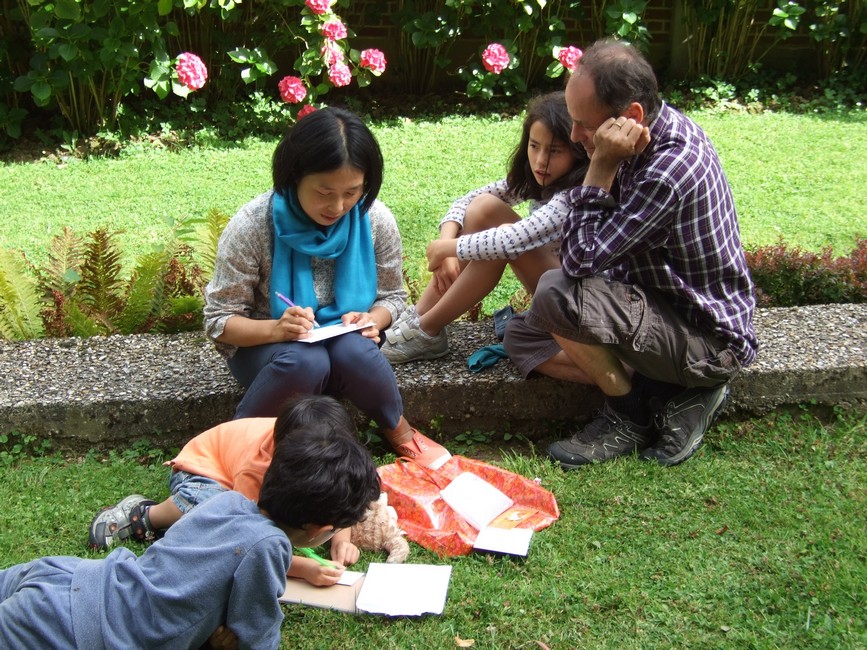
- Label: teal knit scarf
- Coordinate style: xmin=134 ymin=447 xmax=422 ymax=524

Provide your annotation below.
xmin=270 ymin=190 xmax=376 ymax=326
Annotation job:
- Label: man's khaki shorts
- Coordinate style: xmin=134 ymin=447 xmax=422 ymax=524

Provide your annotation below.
xmin=503 ymin=270 xmax=740 ymax=388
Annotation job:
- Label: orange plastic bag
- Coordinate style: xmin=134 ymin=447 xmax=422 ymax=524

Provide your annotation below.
xmin=378 ymin=455 xmax=559 ymax=556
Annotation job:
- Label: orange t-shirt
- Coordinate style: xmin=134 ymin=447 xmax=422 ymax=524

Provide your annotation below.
xmin=166 ymin=417 xmax=276 ymax=502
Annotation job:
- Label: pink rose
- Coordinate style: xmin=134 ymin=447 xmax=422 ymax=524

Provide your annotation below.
xmin=481 ymin=43 xmax=510 ymax=75
xmin=175 ymin=52 xmax=208 ymax=91
xmin=297 ymin=104 xmax=318 ymax=120
xmin=321 ymin=19 xmax=347 ymax=41
xmin=558 ymin=46 xmax=583 ymax=72
xmin=305 ymin=0 xmax=332 ymax=15
xmin=278 ymin=76 xmax=307 ymax=104
xmin=359 ymin=48 xmax=387 ymax=74
xmin=328 ymin=61 xmax=352 ymax=87
xmin=320 ymin=41 xmax=344 ymax=66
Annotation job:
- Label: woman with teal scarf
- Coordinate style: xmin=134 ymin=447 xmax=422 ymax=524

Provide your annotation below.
xmin=204 ymin=107 xmax=450 ymax=471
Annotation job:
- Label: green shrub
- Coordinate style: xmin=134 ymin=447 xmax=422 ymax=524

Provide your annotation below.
xmin=746 ymin=238 xmax=867 ymax=307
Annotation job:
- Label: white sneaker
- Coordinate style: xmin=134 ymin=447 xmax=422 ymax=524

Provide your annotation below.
xmin=381 ymin=314 xmax=448 ymax=364
xmin=393 ymin=305 xmax=416 ymax=326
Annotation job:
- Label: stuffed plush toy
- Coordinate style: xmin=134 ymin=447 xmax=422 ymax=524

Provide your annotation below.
xmin=350 ymin=492 xmax=410 ymax=563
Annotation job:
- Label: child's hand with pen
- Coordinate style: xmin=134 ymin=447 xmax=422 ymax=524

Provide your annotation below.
xmin=288 ymin=530 xmax=361 ymax=587
xmin=288 ymin=552 xmax=346 ymax=587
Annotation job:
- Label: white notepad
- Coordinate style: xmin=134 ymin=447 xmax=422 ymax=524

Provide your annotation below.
xmin=355 ymin=563 xmax=452 ymax=616
xmin=439 ymin=472 xmax=514 ymax=530
xmin=298 ymin=321 xmax=374 ymax=343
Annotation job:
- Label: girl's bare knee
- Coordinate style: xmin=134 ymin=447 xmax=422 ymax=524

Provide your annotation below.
xmin=464 ymin=195 xmax=520 ymax=231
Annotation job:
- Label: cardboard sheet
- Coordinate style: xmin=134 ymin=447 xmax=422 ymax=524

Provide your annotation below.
xmin=280 ymin=576 xmax=365 ymax=613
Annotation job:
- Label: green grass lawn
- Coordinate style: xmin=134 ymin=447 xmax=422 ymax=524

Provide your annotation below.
xmin=2 ymin=111 xmax=864 ymax=269
xmin=0 ymin=409 xmax=864 ymax=649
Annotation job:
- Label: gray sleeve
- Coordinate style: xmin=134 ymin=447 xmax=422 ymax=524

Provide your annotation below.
xmin=225 ymin=535 xmax=290 ymax=650
xmin=203 ymin=192 xmax=274 ymax=346
xmin=370 ymin=200 xmax=407 ymax=324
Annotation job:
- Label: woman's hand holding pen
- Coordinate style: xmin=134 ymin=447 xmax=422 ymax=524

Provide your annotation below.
xmin=274 ymin=305 xmax=317 ymax=341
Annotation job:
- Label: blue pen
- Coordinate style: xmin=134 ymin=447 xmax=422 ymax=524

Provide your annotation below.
xmin=297 ymin=546 xmax=337 ymax=568
xmin=275 ymin=291 xmax=320 ymax=328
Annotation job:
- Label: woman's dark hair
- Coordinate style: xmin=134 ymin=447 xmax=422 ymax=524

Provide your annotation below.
xmin=272 ymin=107 xmax=384 ymax=214
xmin=506 ymin=91 xmax=588 ymax=201
xmin=259 ymin=420 xmax=380 ymax=530
xmin=577 ymin=38 xmax=662 ymax=122
xmin=273 ymin=394 xmax=356 ymax=446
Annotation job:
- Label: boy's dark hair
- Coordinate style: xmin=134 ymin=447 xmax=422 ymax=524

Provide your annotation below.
xmin=259 ymin=420 xmax=380 ymax=530
xmin=578 ymin=38 xmax=662 ymax=122
xmin=272 ymin=106 xmax=384 ymax=214
xmin=506 ymin=91 xmax=588 ymax=201
xmin=273 ymin=394 xmax=356 ymax=446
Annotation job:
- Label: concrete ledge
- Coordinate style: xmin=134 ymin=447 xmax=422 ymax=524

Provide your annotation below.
xmin=1 ymin=304 xmax=865 ymax=450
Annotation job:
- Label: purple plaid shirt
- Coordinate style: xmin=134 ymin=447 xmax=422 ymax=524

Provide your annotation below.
xmin=560 ymin=103 xmax=758 ymax=366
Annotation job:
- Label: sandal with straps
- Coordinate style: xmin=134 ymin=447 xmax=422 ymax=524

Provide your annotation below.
xmin=88 ymin=494 xmax=158 ymax=550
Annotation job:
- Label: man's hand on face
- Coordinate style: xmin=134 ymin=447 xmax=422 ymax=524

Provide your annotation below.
xmin=592 ymin=117 xmax=651 ymax=164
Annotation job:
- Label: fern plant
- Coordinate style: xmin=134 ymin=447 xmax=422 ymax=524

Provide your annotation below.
xmin=117 ymin=249 xmax=174 ymax=334
xmin=0 ymin=209 xmax=225 ymax=341
xmin=178 ymin=208 xmax=230 ymax=283
xmin=76 ymin=229 xmax=127 ymax=333
xmin=0 ymin=249 xmax=46 ymax=340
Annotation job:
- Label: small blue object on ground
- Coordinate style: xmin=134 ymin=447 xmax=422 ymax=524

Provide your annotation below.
xmin=467 ymin=344 xmax=509 ymax=373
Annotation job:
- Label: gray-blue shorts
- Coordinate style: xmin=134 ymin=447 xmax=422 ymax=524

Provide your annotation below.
xmin=504 ymin=270 xmax=740 ymax=388
xmin=169 ymin=471 xmax=228 ymax=514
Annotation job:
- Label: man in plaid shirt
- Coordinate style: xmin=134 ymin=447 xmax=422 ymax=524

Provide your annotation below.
xmin=514 ymin=38 xmax=758 ymax=467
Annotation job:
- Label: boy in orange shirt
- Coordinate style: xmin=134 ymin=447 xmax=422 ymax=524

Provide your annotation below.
xmin=89 ymin=395 xmax=363 ymax=586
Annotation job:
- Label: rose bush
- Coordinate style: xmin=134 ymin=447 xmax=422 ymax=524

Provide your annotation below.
xmin=305 ymin=0 xmax=333 ymax=15
xmin=463 ymin=40 xmax=585 ymax=100
xmin=359 ymin=49 xmax=387 ymax=75
xmin=273 ymin=1 xmax=388 ymax=118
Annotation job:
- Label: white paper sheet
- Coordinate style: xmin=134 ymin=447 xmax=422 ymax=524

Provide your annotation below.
xmin=298 ymin=321 xmax=374 ymax=343
xmin=473 ymin=526 xmax=533 ymax=556
xmin=336 ymin=570 xmax=364 ymax=586
xmin=355 ymin=563 xmax=452 ymax=616
xmin=439 ymin=472 xmax=514 ymax=530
